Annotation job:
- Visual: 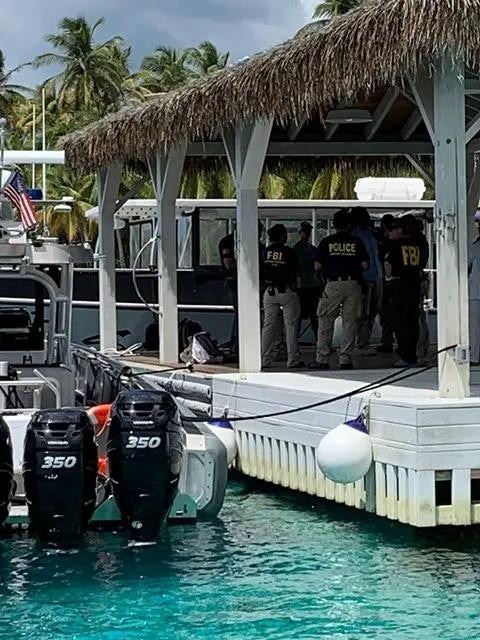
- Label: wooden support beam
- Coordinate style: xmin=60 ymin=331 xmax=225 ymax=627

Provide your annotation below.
xmin=401 ymin=109 xmax=423 ymax=140
xmin=466 ymin=78 xmax=480 ymax=95
xmin=408 ymin=71 xmax=435 ymax=142
xmin=466 ymin=111 xmax=480 ymax=144
xmin=188 ymin=140 xmax=434 ymax=157
xmin=404 ymin=154 xmax=434 ymax=188
xmin=288 ymin=115 xmax=307 ymax=141
xmin=434 ymin=56 xmax=470 ymax=398
xmin=98 ymin=164 xmax=122 ymax=352
xmin=364 ymin=87 xmax=399 ymax=141
xmin=148 ymin=145 xmax=187 ymax=364
xmin=114 ymin=176 xmax=148 ymax=213
xmin=325 ymin=123 xmax=339 ymax=140
xmin=223 ymin=120 xmax=273 ymax=373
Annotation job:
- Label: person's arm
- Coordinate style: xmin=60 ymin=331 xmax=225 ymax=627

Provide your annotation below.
xmin=222 ymin=252 xmax=236 ymax=271
xmin=314 ymin=241 xmax=325 ymax=272
xmin=357 ymin=238 xmax=370 ymax=271
xmin=384 ymin=260 xmax=393 ymax=279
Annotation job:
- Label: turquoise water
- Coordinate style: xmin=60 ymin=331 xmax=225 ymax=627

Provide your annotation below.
xmin=1 ymin=480 xmax=480 ymax=640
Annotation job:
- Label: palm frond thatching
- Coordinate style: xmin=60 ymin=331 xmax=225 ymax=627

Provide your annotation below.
xmin=63 ymin=0 xmax=480 ymax=171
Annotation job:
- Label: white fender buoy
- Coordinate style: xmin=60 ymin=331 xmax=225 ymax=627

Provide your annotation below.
xmin=206 ymin=420 xmax=237 ymax=465
xmin=316 ymin=416 xmax=373 ymax=484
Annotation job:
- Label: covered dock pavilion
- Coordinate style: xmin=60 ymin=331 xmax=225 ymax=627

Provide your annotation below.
xmin=64 ymin=0 xmax=480 ymax=401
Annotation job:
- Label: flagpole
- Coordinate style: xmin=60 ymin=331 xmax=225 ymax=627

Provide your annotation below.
xmin=0 ymin=117 xmax=6 ymax=191
xmin=32 ymin=103 xmax=36 ymax=189
xmin=41 ymin=88 xmax=46 ymax=200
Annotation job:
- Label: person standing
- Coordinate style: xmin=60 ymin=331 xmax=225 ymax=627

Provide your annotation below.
xmin=376 ymin=214 xmax=395 ymax=354
xmin=311 ymin=209 xmax=369 ymax=371
xmin=351 ymin=207 xmax=382 ymax=355
xmin=294 ymin=221 xmax=323 ymax=341
xmin=383 ymin=218 xmax=422 ymax=366
xmin=412 ymin=218 xmax=431 ymax=363
xmin=261 ymin=224 xmax=304 ymax=369
xmin=218 ymin=221 xmax=265 ymax=354
xmin=469 ymin=211 xmax=480 ymax=365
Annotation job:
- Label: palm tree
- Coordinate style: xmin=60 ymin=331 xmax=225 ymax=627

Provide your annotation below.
xmin=313 ymin=0 xmax=361 ymax=18
xmin=187 ymin=41 xmax=229 ymax=76
xmin=139 ymin=46 xmax=192 ymax=93
xmin=0 ymin=50 xmax=31 ymax=117
xmin=32 ymin=16 xmax=131 ymax=112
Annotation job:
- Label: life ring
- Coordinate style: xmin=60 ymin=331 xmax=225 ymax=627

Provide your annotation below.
xmin=87 ymin=404 xmax=112 ymax=438
xmin=87 ymin=405 xmax=112 ymax=477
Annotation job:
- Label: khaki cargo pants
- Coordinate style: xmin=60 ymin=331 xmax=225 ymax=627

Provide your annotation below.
xmin=262 ymin=288 xmax=301 ymax=368
xmin=316 ymin=280 xmax=362 ymax=365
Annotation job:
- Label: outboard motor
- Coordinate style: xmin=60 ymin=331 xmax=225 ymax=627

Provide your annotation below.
xmin=0 ymin=417 xmax=14 ymax=526
xmin=107 ymin=390 xmax=184 ymax=542
xmin=23 ymin=409 xmax=98 ymax=541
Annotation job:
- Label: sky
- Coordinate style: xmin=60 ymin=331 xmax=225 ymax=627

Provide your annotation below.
xmin=1 ymin=0 xmax=319 ymax=87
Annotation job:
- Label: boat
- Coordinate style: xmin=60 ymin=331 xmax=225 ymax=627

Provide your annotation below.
xmin=0 ymin=199 xmax=230 ymax=543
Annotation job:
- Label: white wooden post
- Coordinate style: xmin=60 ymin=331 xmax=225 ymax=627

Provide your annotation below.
xmin=148 ymin=145 xmax=187 ymax=364
xmin=98 ymin=164 xmax=122 ymax=352
xmin=433 ymin=57 xmax=470 ymax=398
xmin=223 ymin=120 xmax=273 ymax=373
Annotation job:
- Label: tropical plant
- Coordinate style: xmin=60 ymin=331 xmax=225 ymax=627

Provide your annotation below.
xmin=46 ymin=167 xmax=97 ymax=242
xmin=187 ymin=41 xmax=229 ymax=76
xmin=313 ymin=0 xmax=362 ymax=18
xmin=0 ymin=50 xmax=32 ymax=118
xmin=32 ymin=16 xmax=131 ymax=112
xmin=139 ymin=46 xmax=193 ymax=93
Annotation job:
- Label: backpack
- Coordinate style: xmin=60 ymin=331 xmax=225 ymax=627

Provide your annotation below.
xmin=178 ymin=318 xmax=203 ymax=353
xmin=181 ymin=331 xmax=223 ymax=365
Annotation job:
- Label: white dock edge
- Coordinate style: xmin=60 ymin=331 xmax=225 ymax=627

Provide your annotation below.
xmin=212 ymin=371 xmax=480 ymax=528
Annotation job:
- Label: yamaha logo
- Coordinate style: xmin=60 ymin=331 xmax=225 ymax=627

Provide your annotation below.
xmin=47 ymin=441 xmax=68 ymax=446
xmin=133 ymin=420 xmax=154 ymax=426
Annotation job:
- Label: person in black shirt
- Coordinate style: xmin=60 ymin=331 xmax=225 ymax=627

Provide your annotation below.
xmin=376 ymin=213 xmax=396 ymax=354
xmin=261 ymin=224 xmax=304 ymax=369
xmin=384 ymin=217 xmax=423 ymax=366
xmin=311 ymin=209 xmax=369 ymax=370
xmin=218 ymin=221 xmax=265 ymax=354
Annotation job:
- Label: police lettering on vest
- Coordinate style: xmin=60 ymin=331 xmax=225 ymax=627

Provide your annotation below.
xmin=262 ymin=242 xmax=298 ymax=291
xmin=316 ymin=231 xmax=369 ymax=281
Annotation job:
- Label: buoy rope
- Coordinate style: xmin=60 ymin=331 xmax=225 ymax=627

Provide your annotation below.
xmin=181 ymin=345 xmax=457 ymax=424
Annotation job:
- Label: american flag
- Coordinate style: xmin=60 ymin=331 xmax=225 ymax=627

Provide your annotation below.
xmin=2 ymin=170 xmax=37 ymax=231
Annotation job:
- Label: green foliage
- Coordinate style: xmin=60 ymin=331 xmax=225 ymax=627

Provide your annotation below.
xmin=1 ymin=13 xmax=433 ymax=246
xmin=32 ymin=16 xmax=133 ymax=113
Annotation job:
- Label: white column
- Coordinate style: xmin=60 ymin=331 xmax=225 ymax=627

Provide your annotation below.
xmin=98 ymin=164 xmax=122 ymax=352
xmin=223 ymin=120 xmax=273 ymax=373
xmin=433 ymin=57 xmax=470 ymax=398
xmin=148 ymin=145 xmax=187 ymax=364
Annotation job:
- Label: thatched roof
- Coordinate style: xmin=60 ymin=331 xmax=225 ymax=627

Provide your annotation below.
xmin=63 ymin=0 xmax=480 ymax=172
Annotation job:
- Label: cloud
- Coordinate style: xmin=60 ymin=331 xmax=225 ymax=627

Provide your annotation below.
xmin=1 ymin=0 xmax=313 ymax=87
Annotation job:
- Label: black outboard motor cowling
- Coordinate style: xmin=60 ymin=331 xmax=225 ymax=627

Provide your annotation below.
xmin=23 ymin=409 xmax=98 ymax=541
xmin=0 ymin=417 xmax=14 ymax=526
xmin=108 ymin=390 xmax=184 ymax=542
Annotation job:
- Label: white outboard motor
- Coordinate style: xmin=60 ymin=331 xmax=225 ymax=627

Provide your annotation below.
xmin=316 ymin=415 xmax=373 ymax=484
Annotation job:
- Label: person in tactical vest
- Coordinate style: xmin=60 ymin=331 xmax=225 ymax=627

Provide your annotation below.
xmin=294 ymin=221 xmax=323 ymax=340
xmin=383 ymin=217 xmax=424 ymax=366
xmin=311 ymin=209 xmax=369 ymax=370
xmin=261 ymin=224 xmax=304 ymax=369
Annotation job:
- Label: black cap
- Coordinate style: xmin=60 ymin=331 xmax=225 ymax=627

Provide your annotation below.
xmin=299 ymin=221 xmax=313 ymax=233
